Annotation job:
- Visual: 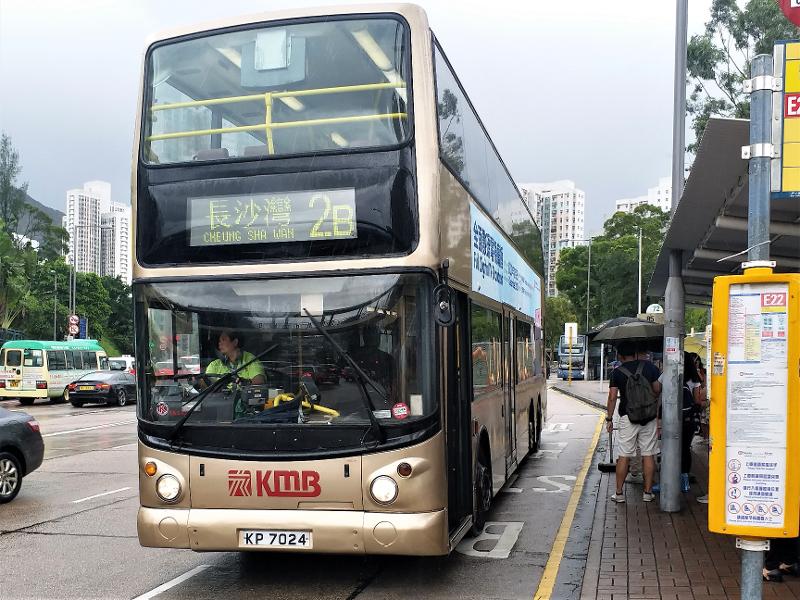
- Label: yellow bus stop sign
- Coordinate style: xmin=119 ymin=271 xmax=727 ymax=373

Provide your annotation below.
xmin=709 ymin=268 xmax=800 ymax=537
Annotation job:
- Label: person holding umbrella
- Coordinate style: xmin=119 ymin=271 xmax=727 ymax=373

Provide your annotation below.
xmin=606 ymin=341 xmax=662 ymax=502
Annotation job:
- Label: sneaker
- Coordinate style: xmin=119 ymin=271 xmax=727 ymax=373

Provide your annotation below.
xmin=681 ymin=473 xmax=690 ymax=493
xmin=642 ymin=492 xmax=655 ymax=502
xmin=611 ymin=492 xmax=626 ymax=503
xmin=696 ymin=494 xmax=709 ymax=504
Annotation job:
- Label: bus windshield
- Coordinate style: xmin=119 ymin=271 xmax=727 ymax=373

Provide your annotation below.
xmin=135 ymin=273 xmax=435 ymax=443
xmin=144 ymin=17 xmax=410 ymax=164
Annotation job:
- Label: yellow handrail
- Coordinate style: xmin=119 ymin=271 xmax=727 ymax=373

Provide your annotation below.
xmin=146 ymin=81 xmax=407 ymax=155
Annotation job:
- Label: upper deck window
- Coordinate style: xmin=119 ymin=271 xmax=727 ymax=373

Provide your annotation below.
xmin=144 ymin=17 xmax=410 ymax=164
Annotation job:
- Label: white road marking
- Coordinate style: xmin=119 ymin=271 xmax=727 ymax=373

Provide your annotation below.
xmin=455 ymin=521 xmax=524 ymax=559
xmin=72 ymin=487 xmax=131 ymax=503
xmin=544 ymin=422 xmax=573 ymax=432
xmin=531 ymin=441 xmax=568 ymax=459
xmin=530 ymin=475 xmax=577 ymax=493
xmin=132 ymin=565 xmax=212 ymax=600
xmin=42 ymin=420 xmax=136 ymax=437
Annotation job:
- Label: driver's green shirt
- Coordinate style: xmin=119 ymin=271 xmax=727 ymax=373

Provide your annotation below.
xmin=205 ymin=350 xmax=265 ymax=381
xmin=205 ymin=351 xmax=266 ymax=419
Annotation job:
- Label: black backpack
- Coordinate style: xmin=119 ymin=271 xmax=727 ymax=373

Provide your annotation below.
xmin=618 ymin=362 xmax=658 ymax=425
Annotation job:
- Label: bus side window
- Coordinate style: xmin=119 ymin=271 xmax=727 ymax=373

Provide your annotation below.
xmin=72 ymin=351 xmax=84 ymax=370
xmin=47 ymin=351 xmax=67 ymax=371
xmin=83 ymin=351 xmax=97 ymax=369
xmin=470 ymin=303 xmax=502 ymax=398
xmin=65 ymin=351 xmax=75 ymax=370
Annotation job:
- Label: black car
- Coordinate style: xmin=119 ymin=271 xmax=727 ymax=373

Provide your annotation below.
xmin=0 ymin=407 xmax=44 ymax=503
xmin=68 ymin=371 xmax=136 ymax=407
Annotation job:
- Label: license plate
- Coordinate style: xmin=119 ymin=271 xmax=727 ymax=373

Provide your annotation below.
xmin=238 ymin=530 xmax=312 ymax=548
xmin=79 ymin=386 xmax=94 ymax=391
xmin=8 ymin=380 xmax=19 ymax=388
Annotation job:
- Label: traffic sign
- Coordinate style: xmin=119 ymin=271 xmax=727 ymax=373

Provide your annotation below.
xmin=68 ymin=324 xmax=79 ymax=335
xmin=779 ymin=1 xmax=800 ymax=27
xmin=69 ymin=314 xmax=79 ymax=325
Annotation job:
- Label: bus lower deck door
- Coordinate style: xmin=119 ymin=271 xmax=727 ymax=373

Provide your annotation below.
xmin=446 ymin=292 xmax=472 ymax=532
xmin=504 ymin=314 xmax=517 ymax=475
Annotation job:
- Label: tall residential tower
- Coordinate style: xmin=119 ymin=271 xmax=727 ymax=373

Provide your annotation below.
xmin=519 ymin=180 xmax=585 ymax=297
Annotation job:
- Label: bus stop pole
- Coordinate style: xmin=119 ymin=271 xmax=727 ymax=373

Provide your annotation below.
xmin=660 ymin=0 xmax=688 ymax=514
xmin=738 ymin=52 xmax=774 ymax=600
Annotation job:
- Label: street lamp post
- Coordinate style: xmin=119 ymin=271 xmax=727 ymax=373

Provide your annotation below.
xmin=561 ymin=236 xmax=594 ymax=379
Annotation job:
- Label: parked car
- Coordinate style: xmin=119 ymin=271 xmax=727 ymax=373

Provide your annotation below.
xmin=0 ymin=406 xmax=44 ymax=503
xmin=68 ymin=371 xmax=137 ymax=407
xmin=108 ymin=355 xmax=135 ymax=374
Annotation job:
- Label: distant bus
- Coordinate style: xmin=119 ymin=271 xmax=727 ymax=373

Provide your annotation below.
xmin=0 ymin=340 xmax=109 ymax=405
xmin=557 ymin=334 xmax=586 ymax=380
xmin=133 ymin=3 xmax=546 ymax=556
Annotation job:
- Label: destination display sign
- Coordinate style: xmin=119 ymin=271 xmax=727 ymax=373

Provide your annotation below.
xmin=188 ymin=188 xmax=357 ymax=246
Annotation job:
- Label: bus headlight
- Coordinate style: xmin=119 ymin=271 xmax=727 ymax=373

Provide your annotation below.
xmin=370 ymin=475 xmax=398 ymax=505
xmin=156 ymin=474 xmax=182 ymax=503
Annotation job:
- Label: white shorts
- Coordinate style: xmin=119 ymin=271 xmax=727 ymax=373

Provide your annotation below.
xmin=617 ymin=416 xmax=659 ymax=457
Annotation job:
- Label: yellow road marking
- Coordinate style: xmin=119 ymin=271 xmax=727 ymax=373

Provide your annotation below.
xmin=533 ymin=411 xmax=604 ymax=600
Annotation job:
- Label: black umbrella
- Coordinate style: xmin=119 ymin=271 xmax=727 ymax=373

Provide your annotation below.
xmin=586 ymin=316 xmax=640 ymax=339
xmin=593 ymin=320 xmax=664 ymax=343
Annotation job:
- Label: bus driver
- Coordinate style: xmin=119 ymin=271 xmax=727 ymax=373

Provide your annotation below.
xmin=206 ymin=330 xmax=265 ymax=383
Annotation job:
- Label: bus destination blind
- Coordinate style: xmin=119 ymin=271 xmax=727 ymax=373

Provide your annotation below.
xmin=188 ymin=188 xmax=357 ymax=246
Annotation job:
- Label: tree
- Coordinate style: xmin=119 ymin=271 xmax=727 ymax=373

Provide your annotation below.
xmin=101 ymin=276 xmax=134 ymax=354
xmin=0 ymin=225 xmax=37 ymax=330
xmin=687 ymin=0 xmax=797 ymax=150
xmin=555 ymin=205 xmax=669 ymax=327
xmin=0 ymin=133 xmax=29 ymax=240
xmin=544 ymin=296 xmax=577 ymax=355
xmin=75 ymin=272 xmax=111 ymax=341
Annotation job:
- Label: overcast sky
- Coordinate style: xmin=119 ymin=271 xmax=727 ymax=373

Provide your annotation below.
xmin=0 ymin=0 xmax=712 ymax=234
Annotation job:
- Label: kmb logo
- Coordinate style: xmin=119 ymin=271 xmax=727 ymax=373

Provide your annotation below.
xmin=227 ymin=469 xmax=321 ymax=497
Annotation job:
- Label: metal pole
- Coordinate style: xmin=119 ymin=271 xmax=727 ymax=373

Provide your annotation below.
xmin=638 ymin=228 xmax=643 ymax=314
xmin=568 ymin=332 xmax=572 ymax=386
xmin=585 ymin=241 xmax=591 ymax=380
xmin=737 ymin=52 xmax=774 ymax=600
xmin=660 ymin=0 xmax=688 ymax=514
xmin=53 ymin=272 xmax=57 ymax=341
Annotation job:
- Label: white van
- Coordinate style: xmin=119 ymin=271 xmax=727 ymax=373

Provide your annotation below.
xmin=108 ymin=355 xmax=135 ymax=374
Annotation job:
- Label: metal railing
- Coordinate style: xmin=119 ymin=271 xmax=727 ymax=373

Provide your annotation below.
xmin=147 ymin=81 xmax=407 ymax=155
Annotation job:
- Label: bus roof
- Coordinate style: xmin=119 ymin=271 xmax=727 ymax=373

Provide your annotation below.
xmin=1 ymin=340 xmax=106 ymax=352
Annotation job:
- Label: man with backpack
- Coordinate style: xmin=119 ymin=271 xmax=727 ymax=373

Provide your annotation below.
xmin=607 ymin=341 xmax=662 ymax=503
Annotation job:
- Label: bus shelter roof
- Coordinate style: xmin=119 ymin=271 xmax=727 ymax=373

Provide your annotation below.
xmin=648 ymin=117 xmax=800 ymax=303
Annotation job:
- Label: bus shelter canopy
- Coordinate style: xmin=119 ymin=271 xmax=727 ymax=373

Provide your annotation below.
xmin=648 ymin=117 xmax=800 ymax=303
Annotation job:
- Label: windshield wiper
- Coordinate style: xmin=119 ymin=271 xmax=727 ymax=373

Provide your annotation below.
xmin=303 ymin=309 xmax=385 ymax=444
xmin=166 ymin=343 xmax=278 ymax=441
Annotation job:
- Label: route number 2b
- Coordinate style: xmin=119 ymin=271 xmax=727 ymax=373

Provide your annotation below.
xmin=309 ymin=193 xmax=355 ymax=238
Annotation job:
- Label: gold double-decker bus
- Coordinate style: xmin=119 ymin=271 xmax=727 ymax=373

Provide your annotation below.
xmin=134 ymin=3 xmax=546 ymax=556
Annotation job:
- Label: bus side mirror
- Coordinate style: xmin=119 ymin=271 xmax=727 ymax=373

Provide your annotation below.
xmin=433 ymin=284 xmax=455 ymax=327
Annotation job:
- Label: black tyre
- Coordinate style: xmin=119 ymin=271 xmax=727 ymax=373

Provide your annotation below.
xmin=18 ymin=398 xmax=34 ymax=406
xmin=529 ymin=405 xmax=543 ymax=454
xmin=470 ymin=452 xmax=492 ymax=536
xmin=0 ymin=451 xmax=22 ymax=503
xmin=51 ymin=389 xmax=68 ymax=404
xmin=115 ymin=389 xmax=128 ymax=407
xmin=71 ymin=401 xmax=84 ymax=408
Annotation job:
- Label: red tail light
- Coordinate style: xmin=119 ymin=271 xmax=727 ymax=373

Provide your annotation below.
xmin=98 ymin=383 xmax=111 ymax=390
xmin=0 ymin=380 xmax=5 ymax=388
xmin=26 ymin=420 xmax=40 ymax=433
xmin=36 ymin=380 xmax=47 ymax=389
xmin=129 ymin=368 xmax=136 ymax=375
xmin=302 ymin=371 xmax=313 ymax=378
xmin=68 ymin=383 xmax=77 ymax=391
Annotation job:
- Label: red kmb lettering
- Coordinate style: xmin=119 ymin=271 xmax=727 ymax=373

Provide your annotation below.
xmin=254 ymin=469 xmax=321 ymax=497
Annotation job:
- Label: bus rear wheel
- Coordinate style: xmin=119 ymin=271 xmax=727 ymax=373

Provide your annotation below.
xmin=18 ymin=398 xmax=34 ymax=406
xmin=470 ymin=453 xmax=492 ymax=536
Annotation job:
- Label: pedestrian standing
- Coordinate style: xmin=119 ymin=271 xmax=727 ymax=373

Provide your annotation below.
xmin=607 ymin=341 xmax=662 ymax=503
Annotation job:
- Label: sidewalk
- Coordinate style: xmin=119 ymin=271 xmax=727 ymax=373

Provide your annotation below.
xmin=551 ymin=380 xmax=800 ymax=600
